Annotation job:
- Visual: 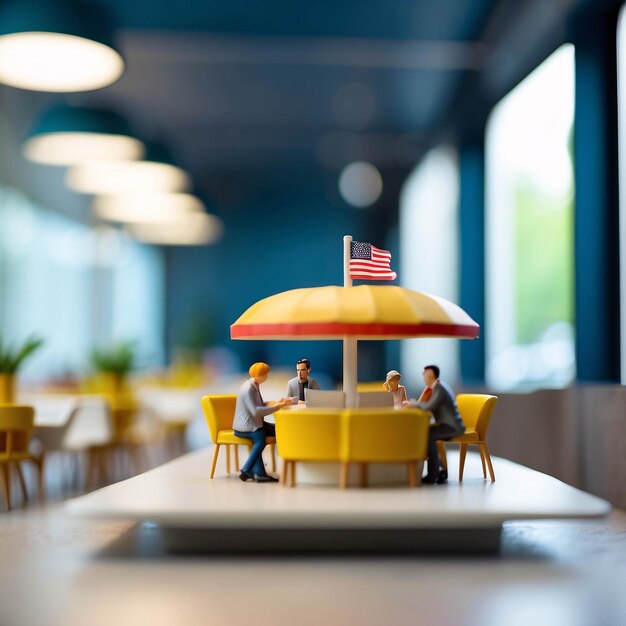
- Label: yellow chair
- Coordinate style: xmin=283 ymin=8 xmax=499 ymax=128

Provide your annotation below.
xmin=201 ymin=395 xmax=276 ymax=478
xmin=274 ymin=409 xmax=342 ymax=487
xmin=0 ymin=404 xmax=44 ymax=510
xmin=437 ymin=394 xmax=498 ymax=482
xmin=340 ymin=409 xmax=430 ymax=488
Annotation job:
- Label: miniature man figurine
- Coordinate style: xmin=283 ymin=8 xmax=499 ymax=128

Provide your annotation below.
xmin=233 ymin=362 xmax=292 ymax=483
xmin=404 ymin=364 xmax=465 ymax=484
xmin=285 ymin=358 xmax=320 ymax=402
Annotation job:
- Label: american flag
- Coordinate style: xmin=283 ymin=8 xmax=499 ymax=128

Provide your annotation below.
xmin=349 ymin=241 xmax=397 ymax=281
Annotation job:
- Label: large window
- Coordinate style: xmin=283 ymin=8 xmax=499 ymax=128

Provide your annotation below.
xmin=0 ymin=186 xmax=165 ymax=382
xmin=486 ymin=44 xmax=575 ymax=390
xmin=400 ymin=145 xmax=460 ymax=391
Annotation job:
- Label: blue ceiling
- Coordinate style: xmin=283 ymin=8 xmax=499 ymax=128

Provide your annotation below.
xmin=1 ymin=0 xmax=599 ymax=213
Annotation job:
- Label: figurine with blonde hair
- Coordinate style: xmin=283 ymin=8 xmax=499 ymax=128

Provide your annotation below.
xmin=383 ymin=370 xmax=408 ymax=408
xmin=233 ymin=362 xmax=292 ymax=483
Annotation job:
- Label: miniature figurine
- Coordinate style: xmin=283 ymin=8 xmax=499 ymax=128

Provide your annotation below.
xmin=404 ymin=364 xmax=465 ymax=484
xmin=233 ymin=362 xmax=292 ymax=483
xmin=285 ymin=358 xmax=320 ymax=402
xmin=383 ymin=370 xmax=407 ymax=408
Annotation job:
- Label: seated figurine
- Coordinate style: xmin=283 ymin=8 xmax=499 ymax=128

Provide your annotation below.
xmin=233 ymin=362 xmax=292 ymax=483
xmin=285 ymin=358 xmax=320 ymax=403
xmin=404 ymin=364 xmax=465 ymax=485
xmin=383 ymin=370 xmax=407 ymax=408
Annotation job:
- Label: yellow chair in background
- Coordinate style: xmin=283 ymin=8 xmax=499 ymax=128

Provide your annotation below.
xmin=437 ymin=394 xmax=498 ymax=482
xmin=340 ymin=409 xmax=430 ymax=488
xmin=201 ymin=395 xmax=276 ymax=478
xmin=0 ymin=404 xmax=44 ymax=510
xmin=274 ymin=409 xmax=342 ymax=487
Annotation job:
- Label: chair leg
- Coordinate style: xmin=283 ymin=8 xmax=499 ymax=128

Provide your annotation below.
xmin=280 ymin=460 xmax=288 ymax=486
xmin=15 ymin=463 xmax=28 ymax=503
xmin=234 ymin=446 xmax=240 ymax=470
xmin=437 ymin=441 xmax=448 ymax=471
xmin=479 ymin=444 xmax=487 ymax=479
xmin=1 ymin=463 xmax=11 ymax=510
xmin=407 ymin=462 xmax=417 ymax=487
xmin=270 ymin=445 xmax=276 ymax=472
xmin=458 ymin=443 xmax=468 ymax=481
xmin=481 ymin=442 xmax=496 ymax=482
xmin=359 ymin=463 xmax=368 ymax=488
xmin=416 ymin=460 xmax=424 ymax=485
xmin=226 ymin=445 xmax=231 ymax=474
xmin=290 ymin=461 xmax=297 ymax=487
xmin=37 ymin=453 xmax=46 ymax=499
xmin=210 ymin=444 xmax=220 ymax=479
xmin=339 ymin=462 xmax=349 ymax=489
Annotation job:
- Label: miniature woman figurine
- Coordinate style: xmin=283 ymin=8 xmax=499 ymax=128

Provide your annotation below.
xmin=233 ymin=362 xmax=292 ymax=482
xmin=383 ymin=370 xmax=408 ymax=408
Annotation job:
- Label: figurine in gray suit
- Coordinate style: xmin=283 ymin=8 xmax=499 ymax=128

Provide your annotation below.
xmin=405 ymin=365 xmax=465 ymax=484
xmin=285 ymin=358 xmax=320 ymax=402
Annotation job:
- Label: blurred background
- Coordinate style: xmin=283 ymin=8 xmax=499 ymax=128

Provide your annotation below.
xmin=0 ymin=0 xmax=625 ymax=502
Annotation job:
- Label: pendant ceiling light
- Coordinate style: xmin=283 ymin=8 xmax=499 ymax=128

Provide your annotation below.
xmin=126 ymin=213 xmax=224 ymax=246
xmin=23 ymin=104 xmax=144 ymax=165
xmin=66 ymin=142 xmax=191 ymax=194
xmin=0 ymin=0 xmax=124 ymax=92
xmin=93 ymin=193 xmax=205 ymax=223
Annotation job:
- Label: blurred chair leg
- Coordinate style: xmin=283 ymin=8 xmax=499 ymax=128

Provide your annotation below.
xmin=226 ymin=445 xmax=231 ymax=474
xmin=15 ymin=463 xmax=28 ymax=503
xmin=406 ymin=462 xmax=417 ymax=487
xmin=359 ymin=463 xmax=368 ymax=488
xmin=290 ymin=461 xmax=297 ymax=487
xmin=234 ymin=446 xmax=240 ymax=470
xmin=479 ymin=444 xmax=487 ymax=479
xmin=36 ymin=454 xmax=46 ymax=499
xmin=280 ymin=459 xmax=288 ymax=486
xmin=1 ymin=464 xmax=11 ymax=510
xmin=339 ymin=462 xmax=349 ymax=489
xmin=416 ymin=460 xmax=424 ymax=485
xmin=210 ymin=444 xmax=220 ymax=479
xmin=481 ymin=442 xmax=496 ymax=482
xmin=437 ymin=441 xmax=448 ymax=471
xmin=459 ymin=443 xmax=468 ymax=481
xmin=270 ymin=445 xmax=276 ymax=472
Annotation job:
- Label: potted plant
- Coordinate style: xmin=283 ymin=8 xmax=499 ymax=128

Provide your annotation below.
xmin=90 ymin=341 xmax=137 ymax=394
xmin=0 ymin=335 xmax=44 ymax=403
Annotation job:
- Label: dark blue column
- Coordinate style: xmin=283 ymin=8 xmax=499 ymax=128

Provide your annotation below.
xmin=571 ymin=5 xmax=621 ymax=382
xmin=458 ymin=141 xmax=486 ymax=385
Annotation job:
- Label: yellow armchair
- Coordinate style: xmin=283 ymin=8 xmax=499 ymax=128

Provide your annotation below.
xmin=340 ymin=408 xmax=430 ymax=488
xmin=0 ymin=404 xmax=44 ymax=509
xmin=274 ymin=409 xmax=342 ymax=487
xmin=201 ymin=394 xmax=276 ymax=478
xmin=437 ymin=394 xmax=498 ymax=482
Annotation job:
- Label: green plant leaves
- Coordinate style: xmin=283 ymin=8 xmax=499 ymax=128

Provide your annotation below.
xmin=90 ymin=341 xmax=136 ymax=375
xmin=0 ymin=335 xmax=45 ymax=373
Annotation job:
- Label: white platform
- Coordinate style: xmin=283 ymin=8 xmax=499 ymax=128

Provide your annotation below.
xmin=67 ymin=447 xmax=610 ymax=552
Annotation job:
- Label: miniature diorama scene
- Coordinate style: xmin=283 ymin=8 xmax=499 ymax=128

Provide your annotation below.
xmin=1 ymin=1 xmax=625 ymax=625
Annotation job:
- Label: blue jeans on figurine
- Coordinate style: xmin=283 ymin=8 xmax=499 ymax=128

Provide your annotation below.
xmin=235 ymin=421 xmax=277 ymax=482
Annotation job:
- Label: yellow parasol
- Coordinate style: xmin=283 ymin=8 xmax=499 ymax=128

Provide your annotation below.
xmin=232 ymin=235 xmax=479 ymax=406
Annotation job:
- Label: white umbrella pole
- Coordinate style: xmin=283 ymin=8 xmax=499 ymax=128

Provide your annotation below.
xmin=343 ymin=235 xmax=357 ymax=407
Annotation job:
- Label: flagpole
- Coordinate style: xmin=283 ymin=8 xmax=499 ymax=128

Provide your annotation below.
xmin=343 ymin=235 xmax=357 ymax=407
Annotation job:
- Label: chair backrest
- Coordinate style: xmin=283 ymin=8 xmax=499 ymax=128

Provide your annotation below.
xmin=200 ymin=395 xmax=237 ymax=444
xmin=341 ymin=409 xmax=430 ymax=462
xmin=305 ymin=389 xmax=345 ymax=408
xmin=275 ymin=410 xmax=342 ymax=462
xmin=0 ymin=404 xmax=35 ymax=456
xmin=356 ymin=391 xmax=394 ymax=408
xmin=456 ymin=394 xmax=498 ymax=440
